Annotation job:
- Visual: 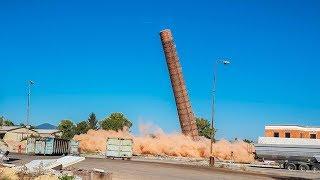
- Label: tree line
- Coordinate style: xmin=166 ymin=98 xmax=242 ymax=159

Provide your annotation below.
xmin=0 ymin=116 xmax=14 ymax=126
xmin=58 ymin=113 xmax=216 ymax=140
xmin=1 ymin=114 xmax=216 ymax=141
xmin=58 ymin=112 xmax=132 ymax=140
xmin=0 ymin=116 xmax=36 ymax=128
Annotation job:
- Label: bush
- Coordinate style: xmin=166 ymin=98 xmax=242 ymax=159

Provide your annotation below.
xmin=59 ymin=175 xmax=75 ymax=180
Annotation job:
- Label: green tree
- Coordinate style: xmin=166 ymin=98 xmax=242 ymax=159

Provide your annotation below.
xmin=87 ymin=112 xmax=98 ymax=130
xmin=100 ymin=112 xmax=132 ymax=131
xmin=243 ymin=139 xmax=253 ymax=144
xmin=58 ymin=120 xmax=75 ymax=140
xmin=196 ymin=117 xmax=216 ymax=140
xmin=0 ymin=116 xmax=14 ymax=126
xmin=4 ymin=120 xmax=14 ymax=126
xmin=0 ymin=116 xmax=4 ymax=126
xmin=75 ymin=121 xmax=89 ymax=135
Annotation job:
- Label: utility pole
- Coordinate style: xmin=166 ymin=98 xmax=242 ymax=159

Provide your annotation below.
xmin=210 ymin=59 xmax=231 ymax=166
xmin=26 ymin=80 xmax=34 ymax=127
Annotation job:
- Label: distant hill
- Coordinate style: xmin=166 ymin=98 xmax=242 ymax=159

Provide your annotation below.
xmin=36 ymin=123 xmax=57 ymax=129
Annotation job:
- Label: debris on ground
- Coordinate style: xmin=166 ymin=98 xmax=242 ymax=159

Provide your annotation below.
xmin=0 ymin=139 xmax=10 ymax=162
xmin=64 ymin=167 xmax=113 ymax=180
xmin=18 ymin=156 xmax=85 ymax=173
xmin=34 ymin=174 xmax=59 ymax=180
xmin=0 ymin=166 xmax=19 ymax=180
xmin=1 ymin=155 xmax=114 ymax=180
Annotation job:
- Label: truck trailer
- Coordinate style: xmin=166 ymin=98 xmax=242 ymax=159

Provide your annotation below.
xmin=255 ymin=137 xmax=320 ymax=171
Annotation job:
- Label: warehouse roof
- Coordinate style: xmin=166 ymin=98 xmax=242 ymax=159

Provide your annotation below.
xmin=35 ymin=129 xmax=60 ymax=134
xmin=1 ymin=126 xmax=60 ymax=134
xmin=0 ymin=126 xmax=21 ymax=133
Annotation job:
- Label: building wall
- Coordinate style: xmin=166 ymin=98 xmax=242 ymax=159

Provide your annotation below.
xmin=38 ymin=133 xmax=53 ymax=138
xmin=265 ymin=129 xmax=320 ymax=139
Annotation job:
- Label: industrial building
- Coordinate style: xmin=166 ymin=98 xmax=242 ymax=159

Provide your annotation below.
xmin=265 ymin=125 xmax=320 ymax=139
xmin=0 ymin=126 xmax=61 ymax=152
xmin=0 ymin=126 xmax=61 ymax=139
xmin=35 ymin=129 xmax=62 ymax=138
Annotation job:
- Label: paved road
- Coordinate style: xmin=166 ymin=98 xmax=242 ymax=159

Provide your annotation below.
xmin=7 ymin=154 xmax=315 ymax=180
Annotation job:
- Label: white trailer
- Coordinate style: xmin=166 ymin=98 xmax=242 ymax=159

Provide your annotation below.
xmin=105 ymin=137 xmax=133 ymax=160
xmin=255 ymin=137 xmax=320 ymax=171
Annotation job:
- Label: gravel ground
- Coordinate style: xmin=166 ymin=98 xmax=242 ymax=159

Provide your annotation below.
xmin=5 ymin=153 xmax=320 ymax=180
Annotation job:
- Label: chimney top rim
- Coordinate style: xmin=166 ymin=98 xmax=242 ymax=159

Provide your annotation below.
xmin=160 ymin=29 xmax=172 ymax=33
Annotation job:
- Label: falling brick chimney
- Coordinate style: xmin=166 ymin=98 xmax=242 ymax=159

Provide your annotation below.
xmin=159 ymin=29 xmax=198 ymax=137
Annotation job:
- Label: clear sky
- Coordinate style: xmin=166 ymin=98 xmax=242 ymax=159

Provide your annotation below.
xmin=1 ymin=0 xmax=320 ymax=140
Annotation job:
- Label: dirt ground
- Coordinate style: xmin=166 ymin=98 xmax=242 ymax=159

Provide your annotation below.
xmin=6 ymin=153 xmax=320 ymax=180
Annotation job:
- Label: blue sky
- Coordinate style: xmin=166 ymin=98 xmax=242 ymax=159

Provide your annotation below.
xmin=1 ymin=0 xmax=320 ymax=140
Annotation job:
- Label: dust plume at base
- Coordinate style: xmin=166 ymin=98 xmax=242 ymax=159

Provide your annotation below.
xmin=74 ymin=124 xmax=255 ymax=163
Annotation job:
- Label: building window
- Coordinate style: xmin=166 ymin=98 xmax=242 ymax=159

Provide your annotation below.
xmin=285 ymin=132 xmax=291 ymax=138
xmin=300 ymin=133 xmax=303 ymax=138
xmin=273 ymin=132 xmax=279 ymax=137
xmin=310 ymin=134 xmax=316 ymax=139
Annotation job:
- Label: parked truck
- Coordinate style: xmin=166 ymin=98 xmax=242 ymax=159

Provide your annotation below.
xmin=105 ymin=137 xmax=133 ymax=160
xmin=255 ymin=137 xmax=320 ymax=171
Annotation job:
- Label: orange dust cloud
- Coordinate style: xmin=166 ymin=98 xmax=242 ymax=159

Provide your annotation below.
xmin=74 ymin=124 xmax=254 ymax=163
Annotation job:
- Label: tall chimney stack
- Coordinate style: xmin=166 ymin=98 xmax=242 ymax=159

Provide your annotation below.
xmin=159 ymin=29 xmax=198 ymax=137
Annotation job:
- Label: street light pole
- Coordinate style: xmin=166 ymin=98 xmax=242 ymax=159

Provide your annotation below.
xmin=26 ymin=80 xmax=34 ymax=127
xmin=209 ymin=59 xmax=231 ymax=166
